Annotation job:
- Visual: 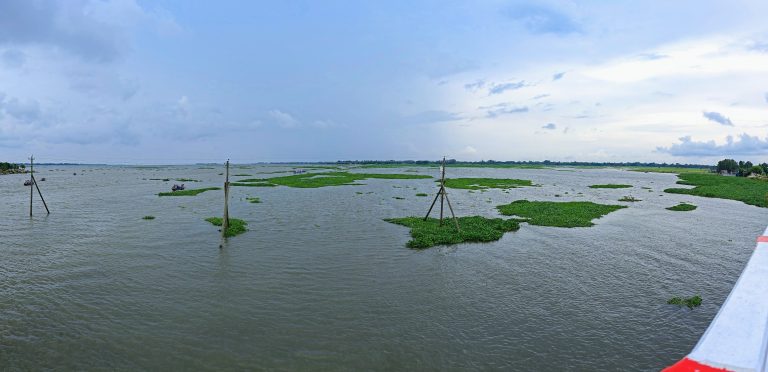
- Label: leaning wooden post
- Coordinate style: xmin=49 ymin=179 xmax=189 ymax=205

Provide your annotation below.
xmin=29 ymin=155 xmax=34 ymax=217
xmin=222 ymin=159 xmax=230 ymax=238
xmin=31 ymin=174 xmax=50 ymax=214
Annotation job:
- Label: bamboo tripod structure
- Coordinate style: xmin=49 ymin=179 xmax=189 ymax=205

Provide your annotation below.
xmin=220 ymin=159 xmax=230 ymax=248
xmin=28 ymin=155 xmax=50 ymax=217
xmin=424 ymin=157 xmax=460 ymax=230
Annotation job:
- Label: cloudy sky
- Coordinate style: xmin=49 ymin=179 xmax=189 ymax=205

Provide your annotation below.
xmin=1 ymin=0 xmax=768 ymax=164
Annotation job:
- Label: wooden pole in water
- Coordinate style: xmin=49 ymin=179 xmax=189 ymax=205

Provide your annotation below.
xmin=222 ymin=159 xmax=230 ymax=239
xmin=29 ymin=155 xmax=33 ymax=217
xmin=31 ymin=174 xmax=50 ymax=214
xmin=439 ymin=157 xmax=447 ymax=225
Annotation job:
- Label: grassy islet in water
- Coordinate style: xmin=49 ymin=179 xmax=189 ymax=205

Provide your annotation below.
xmin=384 ymin=216 xmax=521 ymax=249
xmin=589 ymin=184 xmax=632 ymax=189
xmin=443 ymin=178 xmax=533 ymax=190
xmin=497 ymin=200 xmax=626 ymax=227
xmin=664 ymin=173 xmax=768 ymax=207
xmin=666 ymin=203 xmax=697 ymax=211
xmin=667 ymin=295 xmax=702 ymax=309
xmin=158 ymin=187 xmax=221 ymax=196
xmin=205 ymin=217 xmax=248 ymax=237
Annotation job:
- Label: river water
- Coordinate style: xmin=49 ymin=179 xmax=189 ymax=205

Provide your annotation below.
xmin=1 ymin=165 xmax=765 ymax=370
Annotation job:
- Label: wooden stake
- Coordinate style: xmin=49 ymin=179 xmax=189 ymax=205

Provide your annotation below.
xmin=222 ymin=159 xmax=230 ymax=239
xmin=439 ymin=159 xmax=445 ymax=225
xmin=29 ymin=155 xmax=33 ymax=217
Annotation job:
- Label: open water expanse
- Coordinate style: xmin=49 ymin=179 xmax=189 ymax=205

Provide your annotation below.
xmin=1 ymin=165 xmax=766 ymax=371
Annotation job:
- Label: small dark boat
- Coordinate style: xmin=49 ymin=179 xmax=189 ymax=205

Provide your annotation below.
xmin=40 ymin=177 xmax=46 ymax=181
xmin=171 ymin=184 xmax=186 ymax=192
xmin=24 ymin=180 xmax=33 ymax=186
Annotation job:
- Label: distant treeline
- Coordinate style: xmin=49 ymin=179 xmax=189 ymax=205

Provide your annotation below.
xmin=336 ymin=159 xmax=711 ymax=169
xmin=0 ymin=162 xmax=26 ymax=173
xmin=716 ymin=159 xmax=768 ymax=177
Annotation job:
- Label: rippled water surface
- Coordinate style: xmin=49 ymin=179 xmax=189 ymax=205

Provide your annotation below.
xmin=1 ymin=165 xmax=766 ymax=370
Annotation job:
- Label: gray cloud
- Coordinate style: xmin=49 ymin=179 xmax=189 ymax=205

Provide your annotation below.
xmin=533 ymin=94 xmax=550 ymax=99
xmin=658 ymin=134 xmax=768 ymax=156
xmin=0 ymin=0 xmax=179 ymax=63
xmin=1 ymin=49 xmax=25 ymax=68
xmin=765 ymin=92 xmax=768 ymax=103
xmin=489 ymin=81 xmax=527 ymax=95
xmin=0 ymin=95 xmax=41 ymax=124
xmin=483 ymin=103 xmax=529 ymax=118
xmin=552 ymin=72 xmax=565 ymax=81
xmin=464 ymin=79 xmax=485 ymax=91
xmin=504 ymin=5 xmax=580 ymax=35
xmin=702 ymin=111 xmax=733 ymax=126
xmin=542 ymin=123 xmax=556 ymax=130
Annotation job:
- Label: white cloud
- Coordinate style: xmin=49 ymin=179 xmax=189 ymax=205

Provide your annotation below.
xmin=269 ymin=109 xmax=299 ymax=128
xmin=460 ymin=145 xmax=478 ymax=155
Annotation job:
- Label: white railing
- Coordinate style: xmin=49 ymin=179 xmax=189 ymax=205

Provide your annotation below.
xmin=664 ymin=227 xmax=768 ymax=372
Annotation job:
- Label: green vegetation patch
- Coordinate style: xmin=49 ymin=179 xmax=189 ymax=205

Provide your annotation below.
xmin=497 ymin=200 xmax=626 ymax=227
xmin=618 ymin=196 xmax=641 ymax=202
xmin=667 ymin=203 xmax=697 ymax=211
xmin=175 ymin=178 xmax=199 ymax=182
xmin=158 ymin=187 xmax=220 ymax=196
xmin=205 ymin=217 xmax=248 ymax=237
xmin=416 ymin=193 xmax=429 ymax=197
xmin=242 ymin=172 xmax=431 ymax=188
xmin=246 ymin=197 xmax=261 ymax=203
xmin=628 ymin=167 xmax=709 ymax=174
xmin=384 ymin=216 xmax=521 ymax=249
xmin=667 ymin=295 xmax=702 ymax=309
xmin=589 ymin=184 xmax=633 ymax=189
xmin=142 ymin=215 xmax=155 ymax=220
xmin=234 ymin=174 xmax=252 ymax=176
xmin=443 ymin=178 xmax=533 ymax=190
xmin=664 ymin=173 xmax=768 ymax=207
xmin=231 ymin=182 xmax=277 ymax=187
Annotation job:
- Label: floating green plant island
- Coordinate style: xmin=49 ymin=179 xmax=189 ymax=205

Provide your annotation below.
xmin=416 ymin=193 xmax=429 ymax=197
xmin=664 ymin=173 xmax=768 ymax=207
xmin=205 ymin=217 xmax=248 ymax=237
xmin=142 ymin=215 xmax=155 ymax=220
xmin=618 ymin=196 xmax=641 ymax=202
xmin=231 ymin=181 xmax=277 ymax=187
xmin=246 ymin=197 xmax=261 ymax=203
xmin=589 ymin=184 xmax=632 ymax=189
xmin=443 ymin=178 xmax=533 ymax=190
xmin=627 ymin=167 xmax=709 ymax=174
xmin=667 ymin=295 xmax=702 ymax=309
xmin=667 ymin=203 xmax=697 ymax=211
xmin=496 ymin=200 xmax=626 ymax=227
xmin=384 ymin=216 xmax=522 ymax=249
xmin=158 ymin=187 xmax=221 ymax=196
xmin=233 ymin=172 xmax=431 ymax=188
xmin=175 ymin=178 xmax=199 ymax=182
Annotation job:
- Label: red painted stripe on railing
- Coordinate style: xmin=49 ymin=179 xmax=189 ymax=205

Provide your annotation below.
xmin=756 ymin=236 xmax=768 ymax=243
xmin=662 ymin=357 xmax=732 ymax=372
